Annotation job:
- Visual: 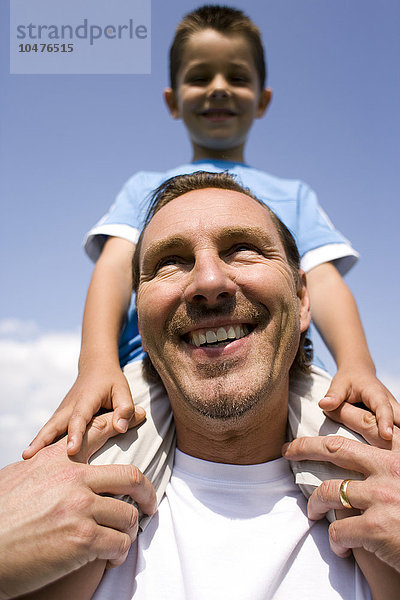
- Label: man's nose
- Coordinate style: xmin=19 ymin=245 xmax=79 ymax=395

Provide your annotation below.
xmin=207 ymin=74 xmax=230 ymax=99
xmin=184 ymin=253 xmax=236 ymax=306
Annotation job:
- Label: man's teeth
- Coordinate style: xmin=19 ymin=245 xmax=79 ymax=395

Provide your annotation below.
xmin=190 ymin=325 xmax=249 ymax=347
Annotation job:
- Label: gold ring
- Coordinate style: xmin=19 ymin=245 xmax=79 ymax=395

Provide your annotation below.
xmin=339 ymin=479 xmax=354 ymax=509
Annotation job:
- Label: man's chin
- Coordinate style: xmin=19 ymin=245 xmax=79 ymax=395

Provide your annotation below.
xmin=183 ymin=388 xmax=262 ymax=421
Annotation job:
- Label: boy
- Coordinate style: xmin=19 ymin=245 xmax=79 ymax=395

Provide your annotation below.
xmin=25 ymin=5 xmax=397 ymax=476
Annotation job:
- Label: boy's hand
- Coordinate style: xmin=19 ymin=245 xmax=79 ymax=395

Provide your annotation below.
xmin=319 ymin=366 xmax=400 ymax=441
xmin=22 ymin=364 xmax=136 ymax=459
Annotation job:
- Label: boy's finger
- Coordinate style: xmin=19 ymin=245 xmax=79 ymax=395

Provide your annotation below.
xmin=323 ymin=404 xmax=399 ymax=450
xmin=374 ymin=400 xmax=394 ymax=441
xmin=74 ymin=407 xmax=146 ymax=463
xmin=319 ymin=379 xmax=352 ymax=410
xmin=22 ymin=413 xmax=71 ymax=459
xmin=67 ymin=403 xmax=105 ymax=455
xmin=111 ymin=384 xmax=136 ymax=433
xmin=392 ymin=397 xmax=400 ymax=427
xmin=354 ymin=386 xmax=394 ymax=441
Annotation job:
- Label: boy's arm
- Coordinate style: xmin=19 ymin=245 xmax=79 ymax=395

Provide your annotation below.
xmin=306 ymin=262 xmax=399 ymax=438
xmin=24 ymin=236 xmax=136 ymax=458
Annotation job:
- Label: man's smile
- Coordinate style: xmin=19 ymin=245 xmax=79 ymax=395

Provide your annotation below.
xmin=184 ymin=323 xmax=252 ymax=347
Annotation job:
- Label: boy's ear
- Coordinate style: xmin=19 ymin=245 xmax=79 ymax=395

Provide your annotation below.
xmin=256 ymin=88 xmax=272 ymax=118
xmin=297 ymin=269 xmax=311 ymax=333
xmin=164 ymin=88 xmax=180 ymax=119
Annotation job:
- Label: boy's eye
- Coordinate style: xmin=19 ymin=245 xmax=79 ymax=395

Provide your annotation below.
xmin=186 ymin=73 xmax=209 ymax=85
xmin=230 ymin=76 xmax=248 ymax=83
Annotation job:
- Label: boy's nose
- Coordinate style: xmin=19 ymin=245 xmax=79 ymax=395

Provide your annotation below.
xmin=184 ymin=253 xmax=236 ymax=306
xmin=208 ymin=74 xmax=230 ymax=99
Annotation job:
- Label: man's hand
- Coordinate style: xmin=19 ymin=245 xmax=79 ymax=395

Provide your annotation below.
xmin=23 ymin=365 xmax=136 ymax=459
xmin=283 ymin=420 xmax=400 ymax=572
xmin=0 ymin=409 xmax=157 ymax=599
xmin=319 ymin=366 xmax=400 ymax=441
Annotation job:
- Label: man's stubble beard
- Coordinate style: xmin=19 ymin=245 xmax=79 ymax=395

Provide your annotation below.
xmin=177 ymin=360 xmax=274 ymax=421
xmin=145 ymin=297 xmax=276 ymax=420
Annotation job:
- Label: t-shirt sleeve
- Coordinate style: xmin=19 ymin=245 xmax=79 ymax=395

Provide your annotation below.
xmin=83 ymin=173 xmax=148 ymax=262
xmin=296 ymin=183 xmax=359 ymax=275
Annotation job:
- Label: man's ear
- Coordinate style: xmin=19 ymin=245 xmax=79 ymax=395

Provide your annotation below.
xmin=256 ymin=88 xmax=272 ymax=118
xmin=297 ymin=270 xmax=311 ymax=333
xmin=164 ymin=88 xmax=180 ymax=119
xmin=136 ymin=318 xmax=147 ymax=352
xmin=137 ymin=322 xmax=147 ymax=352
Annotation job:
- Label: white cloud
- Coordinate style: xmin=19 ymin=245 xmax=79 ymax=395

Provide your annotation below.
xmin=0 ymin=320 xmax=80 ymax=467
xmin=0 ymin=317 xmax=40 ymax=339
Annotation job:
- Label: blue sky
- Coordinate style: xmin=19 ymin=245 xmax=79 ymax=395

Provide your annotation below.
xmin=1 ymin=0 xmax=399 ymax=466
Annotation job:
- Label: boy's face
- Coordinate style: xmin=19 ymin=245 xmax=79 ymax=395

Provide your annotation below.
xmin=165 ymin=29 xmax=271 ymax=161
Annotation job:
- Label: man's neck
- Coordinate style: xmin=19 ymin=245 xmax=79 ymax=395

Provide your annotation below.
xmin=173 ymin=399 xmax=288 ymax=466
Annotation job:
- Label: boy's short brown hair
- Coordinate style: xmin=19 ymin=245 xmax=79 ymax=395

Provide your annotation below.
xmin=169 ymin=5 xmax=267 ymax=90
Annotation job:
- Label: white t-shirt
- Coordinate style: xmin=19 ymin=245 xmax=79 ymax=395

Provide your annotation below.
xmin=93 ymin=450 xmax=371 ymax=600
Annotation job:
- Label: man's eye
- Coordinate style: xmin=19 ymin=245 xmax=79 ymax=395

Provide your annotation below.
xmin=154 ymin=255 xmax=191 ymax=274
xmin=231 ymin=244 xmax=260 ymax=254
xmin=155 ymin=257 xmax=178 ymax=270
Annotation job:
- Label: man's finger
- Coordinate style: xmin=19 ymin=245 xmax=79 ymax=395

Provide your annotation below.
xmin=74 ymin=408 xmax=146 ymax=463
xmin=85 ymin=463 xmax=157 ymax=517
xmin=328 ymin=515 xmax=366 ymax=557
xmin=93 ymin=495 xmax=140 ymax=540
xmin=283 ymin=435 xmax=386 ymax=475
xmin=93 ymin=526 xmax=132 ymax=564
xmin=307 ymin=478 xmax=367 ymax=520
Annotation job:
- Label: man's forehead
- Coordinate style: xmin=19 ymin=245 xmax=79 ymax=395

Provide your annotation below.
xmin=141 ymin=188 xmax=282 ymax=251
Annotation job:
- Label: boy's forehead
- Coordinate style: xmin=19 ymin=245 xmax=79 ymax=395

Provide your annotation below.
xmin=141 ymin=188 xmax=282 ymax=254
xmin=180 ymin=29 xmax=255 ymax=68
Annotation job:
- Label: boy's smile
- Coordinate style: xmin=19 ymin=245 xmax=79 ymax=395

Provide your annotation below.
xmin=164 ymin=29 xmax=271 ymax=163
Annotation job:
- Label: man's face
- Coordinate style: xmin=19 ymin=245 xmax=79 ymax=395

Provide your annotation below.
xmin=137 ymin=189 xmax=310 ymax=421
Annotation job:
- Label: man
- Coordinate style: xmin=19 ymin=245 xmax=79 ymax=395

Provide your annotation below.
xmin=88 ymin=171 xmax=381 ymax=599
xmin=8 ymin=172 xmax=398 ymax=599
